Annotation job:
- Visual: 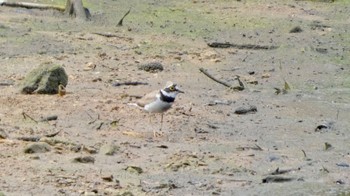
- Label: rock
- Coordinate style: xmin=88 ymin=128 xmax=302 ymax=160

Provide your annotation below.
xmin=20 ymin=62 xmax=68 ymax=94
xmin=289 ymin=26 xmax=302 ymax=33
xmin=0 ymin=128 xmax=9 ymax=139
xmin=100 ymin=144 xmax=119 ymax=156
xmin=234 ymin=105 xmax=257 ymax=114
xmin=138 ymin=62 xmax=164 ymax=73
xmin=73 ymin=156 xmax=95 ymax=164
xmin=24 ymin=142 xmax=51 ymax=154
xmin=315 ymin=121 xmax=335 ymax=132
xmin=125 ymin=166 xmax=143 ymax=174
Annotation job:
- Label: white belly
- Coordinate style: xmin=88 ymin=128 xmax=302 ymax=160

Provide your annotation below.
xmin=144 ymin=100 xmax=172 ymax=113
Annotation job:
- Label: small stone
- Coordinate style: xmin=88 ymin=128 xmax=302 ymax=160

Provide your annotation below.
xmin=0 ymin=128 xmax=9 ymax=139
xmin=289 ymin=26 xmax=302 ymax=33
xmin=84 ymin=146 xmax=98 ymax=154
xmin=125 ymin=166 xmax=143 ymax=174
xmin=83 ymin=62 xmax=96 ymax=71
xmin=100 ymin=144 xmax=119 ymax=156
xmin=241 ymin=75 xmax=258 ymax=85
xmin=101 ymin=175 xmax=113 ymax=182
xmin=261 ymin=73 xmax=271 ymax=78
xmin=138 ymin=62 xmax=164 ymax=73
xmin=315 ymin=48 xmax=328 ymax=54
xmin=267 ymin=155 xmax=280 ymax=162
xmin=24 ymin=142 xmax=51 ymax=154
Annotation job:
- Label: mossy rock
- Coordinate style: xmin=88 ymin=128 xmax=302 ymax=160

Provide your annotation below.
xmin=20 ymin=63 xmax=68 ymax=94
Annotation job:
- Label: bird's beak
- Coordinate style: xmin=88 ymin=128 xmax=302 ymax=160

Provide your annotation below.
xmin=177 ymin=89 xmax=184 ymax=94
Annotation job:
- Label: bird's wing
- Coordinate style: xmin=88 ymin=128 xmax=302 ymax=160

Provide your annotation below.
xmin=136 ymin=90 xmax=159 ymax=107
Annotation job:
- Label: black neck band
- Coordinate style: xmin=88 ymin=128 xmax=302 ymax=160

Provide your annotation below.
xmin=160 ymin=90 xmax=175 ymax=103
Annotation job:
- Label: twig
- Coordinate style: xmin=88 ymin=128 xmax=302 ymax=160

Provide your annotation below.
xmin=207 ymin=42 xmax=278 ymax=50
xmin=301 ymin=149 xmax=307 ymax=158
xmin=112 ymin=81 xmax=148 ymax=87
xmin=0 ymin=80 xmax=14 ymax=86
xmin=336 ymin=109 xmax=340 ymax=121
xmin=16 ymin=136 xmax=41 ymax=142
xmin=117 ymin=8 xmax=131 ymax=26
xmin=236 ymin=144 xmax=263 ymax=151
xmin=96 ymin=122 xmax=104 ymax=130
xmin=254 ymin=144 xmax=263 ymax=151
xmin=234 ymin=75 xmax=245 ymax=91
xmin=88 ymin=113 xmax=100 ymax=125
xmin=22 ymin=112 xmax=38 ymax=123
xmin=100 ymin=64 xmax=118 ymax=71
xmin=44 ymin=130 xmax=61 ymax=138
xmin=199 ymin=68 xmax=231 ymax=88
xmin=92 ymin=32 xmax=131 ymax=40
xmin=16 ymin=130 xmax=61 ymax=142
xmin=269 ymin=167 xmax=300 ymax=175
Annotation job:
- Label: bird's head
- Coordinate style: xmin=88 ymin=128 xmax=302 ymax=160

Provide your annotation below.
xmin=162 ymin=81 xmax=184 ymax=97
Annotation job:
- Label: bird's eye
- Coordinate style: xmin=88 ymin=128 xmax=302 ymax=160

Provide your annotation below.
xmin=169 ymin=86 xmax=175 ymax=91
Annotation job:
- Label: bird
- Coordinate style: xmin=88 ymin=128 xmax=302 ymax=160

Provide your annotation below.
xmin=131 ymin=81 xmax=184 ymax=137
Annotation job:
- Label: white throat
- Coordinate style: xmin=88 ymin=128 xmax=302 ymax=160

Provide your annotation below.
xmin=160 ymin=89 xmax=177 ymax=99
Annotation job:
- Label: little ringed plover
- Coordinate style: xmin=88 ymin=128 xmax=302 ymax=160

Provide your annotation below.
xmin=131 ymin=81 xmax=184 ymax=137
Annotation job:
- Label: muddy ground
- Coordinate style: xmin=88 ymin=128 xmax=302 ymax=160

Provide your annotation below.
xmin=0 ymin=0 xmax=350 ymax=195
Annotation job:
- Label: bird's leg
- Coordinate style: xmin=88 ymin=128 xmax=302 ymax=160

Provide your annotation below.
xmin=160 ymin=113 xmax=164 ymax=132
xmin=153 ymin=113 xmax=164 ymax=138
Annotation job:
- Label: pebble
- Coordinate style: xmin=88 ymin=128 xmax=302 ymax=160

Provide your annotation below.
xmin=23 ymin=142 xmax=51 ymax=154
xmin=73 ymin=156 xmax=95 ymax=164
xmin=100 ymin=144 xmax=119 ymax=155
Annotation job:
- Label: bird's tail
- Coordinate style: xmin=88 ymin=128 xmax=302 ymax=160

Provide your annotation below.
xmin=127 ymin=103 xmax=143 ymax=110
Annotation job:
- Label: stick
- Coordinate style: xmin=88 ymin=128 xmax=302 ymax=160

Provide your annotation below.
xmin=301 ymin=149 xmax=307 ymax=158
xmin=1 ymin=1 xmax=65 ymax=12
xmin=117 ymin=8 xmax=131 ymax=26
xmin=92 ymin=32 xmax=132 ymax=40
xmin=44 ymin=130 xmax=61 ymax=138
xmin=199 ymin=68 xmax=231 ymax=88
xmin=22 ymin=112 xmax=38 ymax=123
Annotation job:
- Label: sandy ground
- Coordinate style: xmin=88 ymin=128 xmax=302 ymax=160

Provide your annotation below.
xmin=0 ymin=0 xmax=350 ymax=195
